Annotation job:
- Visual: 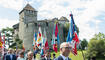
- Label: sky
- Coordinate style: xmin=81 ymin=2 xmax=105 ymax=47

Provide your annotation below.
xmin=0 ymin=0 xmax=105 ymax=41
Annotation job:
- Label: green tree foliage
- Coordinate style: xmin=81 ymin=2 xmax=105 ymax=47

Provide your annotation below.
xmin=63 ymin=22 xmax=79 ymax=41
xmin=80 ymin=39 xmax=88 ymax=50
xmin=79 ymin=39 xmax=88 ymax=50
xmin=14 ymin=35 xmax=23 ymax=49
xmin=86 ymin=32 xmax=105 ymax=59
xmin=1 ymin=27 xmax=14 ymax=46
xmin=63 ymin=22 xmax=70 ymax=41
xmin=1 ymin=27 xmax=23 ymax=49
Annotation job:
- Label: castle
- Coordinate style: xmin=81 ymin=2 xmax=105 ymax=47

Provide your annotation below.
xmin=13 ymin=4 xmax=69 ymax=50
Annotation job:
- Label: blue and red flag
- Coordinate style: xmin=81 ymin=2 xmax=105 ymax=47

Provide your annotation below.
xmin=52 ymin=22 xmax=60 ymax=53
xmin=66 ymin=13 xmax=79 ymax=55
xmin=41 ymin=28 xmax=49 ymax=56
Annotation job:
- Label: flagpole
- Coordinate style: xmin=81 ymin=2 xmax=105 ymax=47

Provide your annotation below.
xmin=80 ymin=43 xmax=85 ymax=60
xmin=69 ymin=12 xmax=85 ymax=60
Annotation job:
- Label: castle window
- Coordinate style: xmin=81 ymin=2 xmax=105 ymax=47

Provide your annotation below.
xmin=46 ymin=22 xmax=48 ymax=27
xmin=30 ymin=10 xmax=32 ymax=13
xmin=58 ymin=23 xmax=60 ymax=26
xmin=34 ymin=23 xmax=37 ymax=26
xmin=33 ymin=11 xmax=35 ymax=14
xmin=27 ymin=10 xmax=30 ymax=13
xmin=26 ymin=24 xmax=28 ymax=27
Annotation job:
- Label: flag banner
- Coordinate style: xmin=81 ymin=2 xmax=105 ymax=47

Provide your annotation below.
xmin=53 ymin=44 xmax=57 ymax=53
xmin=22 ymin=44 xmax=25 ymax=51
xmin=3 ymin=35 xmax=5 ymax=47
xmin=43 ymin=28 xmax=49 ymax=50
xmin=33 ymin=31 xmax=37 ymax=50
xmin=52 ymin=22 xmax=60 ymax=53
xmin=40 ymin=46 xmax=44 ymax=56
xmin=36 ymin=27 xmax=43 ymax=49
xmin=0 ymin=32 xmax=3 ymax=47
xmin=40 ymin=28 xmax=49 ymax=56
xmin=66 ymin=13 xmax=80 ymax=55
xmin=33 ymin=31 xmax=37 ymax=46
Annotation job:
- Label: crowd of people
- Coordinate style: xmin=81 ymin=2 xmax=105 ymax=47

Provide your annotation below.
xmin=0 ymin=42 xmax=72 ymax=60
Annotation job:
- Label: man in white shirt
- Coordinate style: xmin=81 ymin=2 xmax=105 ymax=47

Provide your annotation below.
xmin=55 ymin=42 xmax=72 ymax=60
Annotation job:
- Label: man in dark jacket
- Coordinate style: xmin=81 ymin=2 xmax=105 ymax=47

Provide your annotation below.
xmin=55 ymin=42 xmax=72 ymax=60
xmin=5 ymin=48 xmax=16 ymax=60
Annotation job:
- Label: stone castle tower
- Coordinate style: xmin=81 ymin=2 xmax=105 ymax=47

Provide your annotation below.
xmin=13 ymin=4 xmax=69 ymax=50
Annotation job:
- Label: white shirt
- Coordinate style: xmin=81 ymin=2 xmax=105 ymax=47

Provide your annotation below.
xmin=60 ymin=54 xmax=68 ymax=60
xmin=10 ymin=54 xmax=13 ymax=60
xmin=17 ymin=57 xmax=25 ymax=60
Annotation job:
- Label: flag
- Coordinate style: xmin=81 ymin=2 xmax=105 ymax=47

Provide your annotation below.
xmin=0 ymin=32 xmax=2 ymax=41
xmin=66 ymin=14 xmax=74 ymax=42
xmin=71 ymin=40 xmax=77 ymax=55
xmin=33 ymin=31 xmax=37 ymax=46
xmin=40 ymin=46 xmax=44 ymax=56
xmin=3 ymin=35 xmax=5 ymax=47
xmin=40 ymin=28 xmax=46 ymax=56
xmin=53 ymin=44 xmax=57 ymax=53
xmin=66 ymin=13 xmax=79 ymax=55
xmin=22 ymin=44 xmax=25 ymax=51
xmin=40 ymin=28 xmax=49 ymax=56
xmin=43 ymin=28 xmax=49 ymax=50
xmin=36 ymin=27 xmax=43 ymax=49
xmin=0 ymin=32 xmax=3 ymax=48
xmin=52 ymin=22 xmax=60 ymax=53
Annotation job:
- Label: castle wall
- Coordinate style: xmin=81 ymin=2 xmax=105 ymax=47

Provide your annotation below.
xmin=15 ymin=4 xmax=68 ymax=51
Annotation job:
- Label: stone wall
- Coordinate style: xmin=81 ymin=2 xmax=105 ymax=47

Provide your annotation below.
xmin=13 ymin=4 xmax=69 ymax=50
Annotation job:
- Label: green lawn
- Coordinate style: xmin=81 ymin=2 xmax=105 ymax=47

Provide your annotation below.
xmin=36 ymin=51 xmax=105 ymax=60
xmin=51 ymin=51 xmax=85 ymax=60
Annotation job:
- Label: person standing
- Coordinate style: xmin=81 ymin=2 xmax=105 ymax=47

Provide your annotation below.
xmin=0 ymin=48 xmax=4 ymax=60
xmin=5 ymin=48 xmax=16 ymax=60
xmin=26 ymin=51 xmax=34 ymax=60
xmin=41 ymin=51 xmax=51 ymax=60
xmin=55 ymin=42 xmax=72 ymax=60
xmin=52 ymin=53 xmax=56 ymax=60
xmin=17 ymin=51 xmax=25 ymax=60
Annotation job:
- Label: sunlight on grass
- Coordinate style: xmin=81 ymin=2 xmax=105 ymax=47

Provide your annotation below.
xmin=36 ymin=51 xmax=87 ymax=60
xmin=51 ymin=51 xmax=86 ymax=60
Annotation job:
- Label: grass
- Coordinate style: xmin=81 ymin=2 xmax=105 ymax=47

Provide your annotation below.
xmin=36 ymin=51 xmax=86 ymax=60
xmin=51 ymin=51 xmax=85 ymax=60
xmin=36 ymin=51 xmax=105 ymax=60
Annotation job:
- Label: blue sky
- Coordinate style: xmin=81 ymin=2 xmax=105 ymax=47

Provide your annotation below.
xmin=0 ymin=0 xmax=105 ymax=41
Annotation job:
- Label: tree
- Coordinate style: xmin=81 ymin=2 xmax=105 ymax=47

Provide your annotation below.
xmin=86 ymin=32 xmax=105 ymax=59
xmin=63 ymin=22 xmax=69 ymax=41
xmin=1 ymin=27 xmax=23 ymax=49
xmin=63 ymin=22 xmax=79 ymax=41
xmin=14 ymin=35 xmax=23 ymax=49
xmin=1 ymin=27 xmax=14 ymax=47
xmin=80 ymin=39 xmax=88 ymax=50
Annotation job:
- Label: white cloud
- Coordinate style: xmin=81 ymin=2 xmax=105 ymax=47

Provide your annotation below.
xmin=75 ymin=0 xmax=105 ymax=41
xmin=0 ymin=0 xmax=40 ymax=11
xmin=0 ymin=0 xmax=24 ymax=11
xmin=38 ymin=0 xmax=105 ymax=41
xmin=24 ymin=0 xmax=36 ymax=5
xmin=0 ymin=18 xmax=18 ymax=30
xmin=0 ymin=0 xmax=105 ymax=41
